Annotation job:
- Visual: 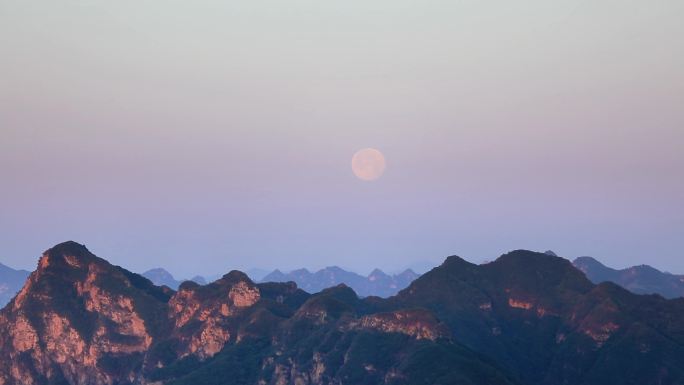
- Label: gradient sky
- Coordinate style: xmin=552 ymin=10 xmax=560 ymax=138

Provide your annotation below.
xmin=1 ymin=0 xmax=683 ymax=277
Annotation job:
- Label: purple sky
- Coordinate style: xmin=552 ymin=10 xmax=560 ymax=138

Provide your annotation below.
xmin=1 ymin=0 xmax=683 ymax=277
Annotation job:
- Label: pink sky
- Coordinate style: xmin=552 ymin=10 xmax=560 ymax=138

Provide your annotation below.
xmin=1 ymin=0 xmax=682 ymax=276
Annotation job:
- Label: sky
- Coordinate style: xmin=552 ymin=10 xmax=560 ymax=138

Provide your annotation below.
xmin=1 ymin=0 xmax=683 ymax=278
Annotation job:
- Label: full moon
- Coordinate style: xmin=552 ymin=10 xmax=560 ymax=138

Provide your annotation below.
xmin=352 ymin=148 xmax=386 ymax=181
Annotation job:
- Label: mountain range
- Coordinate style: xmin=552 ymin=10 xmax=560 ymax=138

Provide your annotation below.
xmin=134 ymin=259 xmax=684 ymax=302
xmin=140 ymin=266 xmax=419 ymax=298
xmin=1 ymin=241 xmax=684 ymax=385
xmin=260 ymin=267 xmax=420 ymax=297
xmin=572 ymin=256 xmax=684 ymax=299
xmin=141 ymin=268 xmax=206 ymax=289
xmin=4 ymin=251 xmax=684 ymax=309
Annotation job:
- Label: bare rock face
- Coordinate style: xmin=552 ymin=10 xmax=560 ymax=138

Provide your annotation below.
xmin=354 ymin=309 xmax=450 ymax=341
xmin=0 ymin=242 xmax=169 ymax=385
xmin=0 ymin=242 xmax=271 ymax=385
xmin=167 ymin=271 xmax=261 ymax=359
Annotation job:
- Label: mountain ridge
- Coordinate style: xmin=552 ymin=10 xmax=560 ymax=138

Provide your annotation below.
xmin=261 ymin=265 xmax=419 ymax=297
xmin=1 ymin=242 xmax=683 ymax=385
xmin=573 ymin=256 xmax=684 ymax=299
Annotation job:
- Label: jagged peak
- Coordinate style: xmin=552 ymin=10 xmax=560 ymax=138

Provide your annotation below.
xmin=39 ymin=241 xmax=100 ymax=271
xmin=368 ymin=268 xmax=389 ymax=278
xmin=8 ymin=242 xmax=173 ymax=326
xmin=397 ymin=268 xmax=418 ymax=276
xmin=441 ymin=255 xmax=476 ymax=269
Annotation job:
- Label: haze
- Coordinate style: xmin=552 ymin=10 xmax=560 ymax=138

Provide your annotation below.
xmin=1 ymin=0 xmax=683 ymax=277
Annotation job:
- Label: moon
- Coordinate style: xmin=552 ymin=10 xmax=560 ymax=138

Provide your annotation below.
xmin=352 ymin=148 xmax=386 ymax=181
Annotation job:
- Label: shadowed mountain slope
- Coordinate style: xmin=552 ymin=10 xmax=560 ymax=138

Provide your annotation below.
xmin=385 ymin=250 xmax=684 ymax=385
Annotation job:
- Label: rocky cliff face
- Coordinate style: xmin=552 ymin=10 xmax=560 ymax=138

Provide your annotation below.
xmin=0 ymin=241 xmax=170 ymax=385
xmin=352 ymin=309 xmax=450 ymax=340
xmin=0 ymin=243 xmax=267 ymax=385
xmin=167 ymin=272 xmax=260 ymax=359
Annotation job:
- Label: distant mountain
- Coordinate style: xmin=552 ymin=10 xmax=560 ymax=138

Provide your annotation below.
xmin=190 ymin=275 xmax=207 ymax=285
xmin=0 ymin=263 xmax=30 ymax=308
xmin=573 ymin=256 xmax=684 ymax=299
xmin=261 ymin=266 xmax=420 ymax=297
xmin=142 ymin=268 xmax=206 ymax=289
xmin=142 ymin=268 xmax=181 ymax=288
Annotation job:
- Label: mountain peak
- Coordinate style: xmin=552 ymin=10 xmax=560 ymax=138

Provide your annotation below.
xmin=219 ymin=270 xmax=253 ymax=285
xmin=261 ymin=265 xmax=420 ymax=297
xmin=439 ymin=255 xmax=476 ymax=272
xmin=494 ymin=249 xmax=578 ymax=271
xmin=142 ymin=267 xmax=181 ymax=289
xmin=318 ymin=283 xmax=358 ymax=302
xmin=368 ymin=268 xmax=389 ymax=278
xmin=44 ymin=240 xmax=92 ymax=260
xmin=490 ymin=250 xmax=592 ymax=289
xmin=143 ymin=267 xmax=174 ymax=279
xmin=398 ymin=268 xmax=417 ymax=275
xmin=38 ymin=241 xmax=99 ymax=271
xmin=573 ymin=256 xmax=605 ymax=267
xmin=322 ymin=266 xmax=347 ymax=273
